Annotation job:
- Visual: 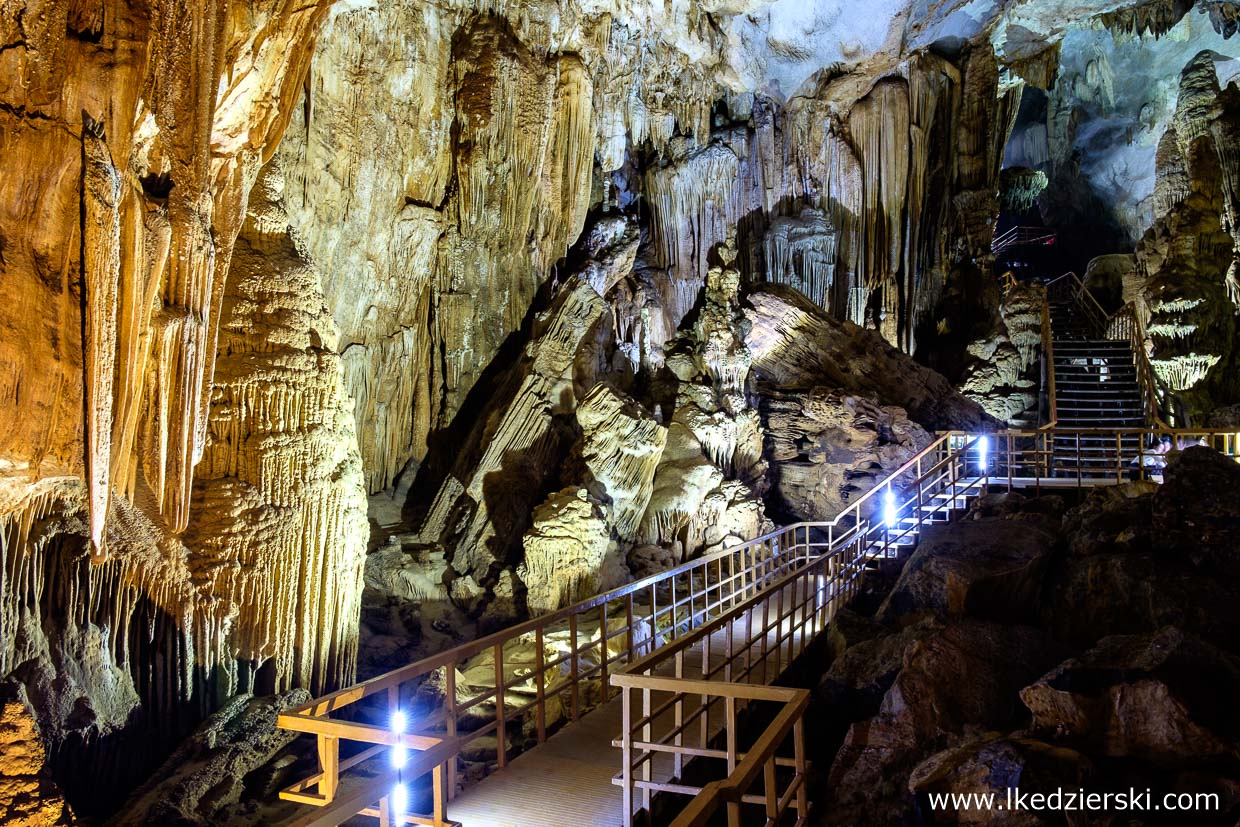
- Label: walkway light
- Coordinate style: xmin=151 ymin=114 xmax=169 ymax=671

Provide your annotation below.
xmin=978 ymin=435 xmax=990 ymax=472
xmin=391 ymin=709 xmax=408 ymax=769
xmin=391 ymin=781 xmax=408 ymax=819
xmin=883 ymin=488 xmax=897 ymax=530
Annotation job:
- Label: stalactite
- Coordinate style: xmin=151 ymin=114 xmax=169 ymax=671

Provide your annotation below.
xmin=1101 ymin=0 xmax=1196 ymax=40
xmin=547 ymin=57 xmax=596 ymax=257
xmin=761 ymin=209 xmax=837 ymax=311
xmin=81 ymin=120 xmax=123 ymax=560
xmin=1152 ymin=352 xmax=1222 ymax=389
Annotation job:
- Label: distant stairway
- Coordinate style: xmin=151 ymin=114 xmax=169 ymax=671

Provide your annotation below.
xmin=1046 ymin=292 xmax=1146 ymax=477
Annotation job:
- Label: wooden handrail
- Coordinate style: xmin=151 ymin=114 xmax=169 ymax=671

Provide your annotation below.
xmin=670 ymin=692 xmax=810 ymax=827
xmin=284 ymin=736 xmax=461 ymax=827
xmin=1104 ymin=302 xmax=1176 ymax=429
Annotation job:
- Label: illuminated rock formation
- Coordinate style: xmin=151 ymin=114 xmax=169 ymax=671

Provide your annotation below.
xmin=0 ymin=688 xmax=70 ymax=826
xmin=1135 ymin=50 xmax=1240 ymax=417
xmin=184 ymin=164 xmax=368 ymax=694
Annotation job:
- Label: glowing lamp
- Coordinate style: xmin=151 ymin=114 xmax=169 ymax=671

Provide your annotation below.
xmin=391 ymin=782 xmax=408 ymax=818
xmin=883 ymin=488 xmax=897 ymax=530
xmin=978 ymin=435 xmax=990 ymax=470
xmin=391 ymin=710 xmax=408 ymax=769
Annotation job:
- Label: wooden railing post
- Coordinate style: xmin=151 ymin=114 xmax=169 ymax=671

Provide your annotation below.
xmin=535 ymin=627 xmax=547 ymax=744
xmin=432 ymin=762 xmax=447 ymax=827
xmin=317 ymin=734 xmax=339 ymax=801
xmin=445 ymin=663 xmax=458 ymax=797
xmin=569 ymin=613 xmax=580 ymax=721
xmin=494 ymin=642 xmax=507 ymax=769
xmin=621 ymin=687 xmax=633 ymax=827
xmin=600 ymin=601 xmax=610 ymax=703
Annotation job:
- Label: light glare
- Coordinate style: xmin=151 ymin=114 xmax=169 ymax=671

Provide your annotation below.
xmin=391 ymin=782 xmax=408 ymax=816
xmin=883 ymin=488 xmax=897 ymax=530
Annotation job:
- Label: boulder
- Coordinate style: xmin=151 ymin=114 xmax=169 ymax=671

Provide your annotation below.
xmin=518 ymin=488 xmax=628 ymax=615
xmin=965 ymin=491 xmax=1065 ymax=522
xmin=1060 ymin=482 xmax=1156 ymax=559
xmin=824 ymin=607 xmax=888 ymax=662
xmin=1021 ymin=627 xmax=1240 ymax=766
xmin=1048 ymin=549 xmax=1240 ymax=650
xmin=877 ymin=515 xmax=1058 ymax=626
xmin=744 ymin=285 xmax=996 ymax=432
xmin=761 ymin=389 xmax=930 ymax=523
xmin=909 ymin=735 xmax=1093 ymax=826
xmin=109 ymin=691 xmax=310 ymax=826
xmin=1154 ymin=446 xmax=1240 ymax=576
xmin=817 ymin=619 xmax=941 ymax=739
xmin=823 ymin=621 xmax=1067 ymax=825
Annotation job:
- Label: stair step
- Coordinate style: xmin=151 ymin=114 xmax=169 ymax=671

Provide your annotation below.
xmin=1054 ymin=380 xmax=1140 ymax=387
xmin=1053 ymin=363 xmax=1136 ymax=370
xmin=1056 ymin=389 xmax=1143 ymax=396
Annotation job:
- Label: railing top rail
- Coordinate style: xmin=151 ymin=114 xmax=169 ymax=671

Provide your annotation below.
xmin=995 ymin=426 xmax=1238 ymax=437
xmin=284 ymin=525 xmax=791 ymax=713
xmin=616 ymin=435 xmax=984 ymax=679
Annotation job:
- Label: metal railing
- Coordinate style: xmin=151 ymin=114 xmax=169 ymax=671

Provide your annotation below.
xmin=1106 ymin=303 xmax=1181 ymax=428
xmin=274 ymin=423 xmax=1240 ymax=825
xmin=1041 ymin=272 xmax=1179 ymax=429
xmin=276 ymin=528 xmax=793 ymax=824
xmin=986 ymin=427 xmax=1240 ymax=488
xmin=610 ymin=433 xmax=988 ymax=827
xmin=992 ymin=225 xmax=1057 ymax=254
xmin=1040 ymin=297 xmax=1057 ymax=428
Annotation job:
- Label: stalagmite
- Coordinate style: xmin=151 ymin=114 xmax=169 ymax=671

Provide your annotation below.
xmin=519 ymin=489 xmax=626 ymax=615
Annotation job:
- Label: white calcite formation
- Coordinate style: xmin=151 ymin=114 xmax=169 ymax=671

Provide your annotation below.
xmin=1134 ymin=49 xmax=1240 ymax=416
xmin=184 ymin=164 xmax=368 ymax=695
xmin=519 ymin=488 xmax=627 ymax=615
xmin=574 ymin=384 xmax=668 ymax=542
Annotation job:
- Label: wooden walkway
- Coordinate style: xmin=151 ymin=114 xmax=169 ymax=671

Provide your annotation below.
xmin=448 ymin=609 xmax=804 ymax=827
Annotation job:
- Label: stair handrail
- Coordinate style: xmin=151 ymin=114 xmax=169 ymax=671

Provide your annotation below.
xmin=1104 ymin=302 xmax=1176 ymax=430
xmin=1042 ymin=271 xmax=1181 ymax=430
xmin=1045 ymin=271 xmax=1108 ymax=335
xmin=1040 ymin=295 xmax=1057 ymax=429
